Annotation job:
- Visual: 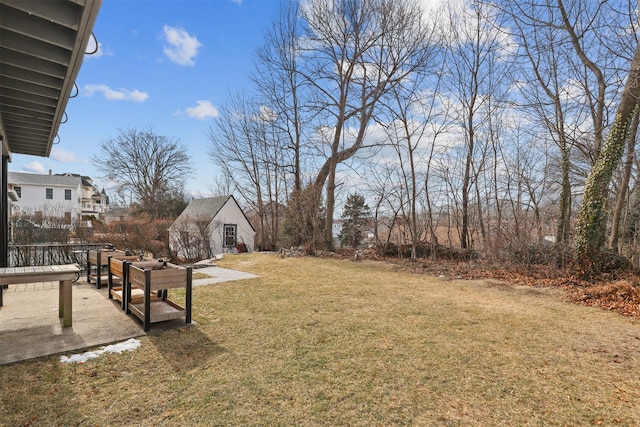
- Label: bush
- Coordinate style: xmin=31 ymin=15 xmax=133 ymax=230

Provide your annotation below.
xmin=89 ymin=216 xmax=172 ymax=258
xmin=597 ymin=249 xmax=632 ymax=273
xmin=509 ymin=243 xmax=573 ymax=268
xmin=379 ymin=242 xmax=478 ymax=261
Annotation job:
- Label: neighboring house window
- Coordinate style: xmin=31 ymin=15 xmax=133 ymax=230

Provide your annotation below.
xmin=224 ymin=224 xmax=237 ymax=248
xmin=46 ymin=188 xmax=53 ymax=199
xmin=65 ymin=189 xmax=72 ymax=200
xmin=14 ymin=186 xmax=21 ymax=198
xmin=64 ymin=212 xmax=72 ymax=225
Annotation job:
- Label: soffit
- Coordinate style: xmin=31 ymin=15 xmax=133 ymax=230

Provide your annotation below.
xmin=0 ymin=0 xmax=102 ymax=157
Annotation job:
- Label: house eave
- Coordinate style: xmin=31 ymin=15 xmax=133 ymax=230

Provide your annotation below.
xmin=0 ymin=0 xmax=103 ymax=157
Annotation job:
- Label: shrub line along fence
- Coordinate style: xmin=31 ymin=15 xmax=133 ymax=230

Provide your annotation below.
xmin=8 ymin=243 xmax=114 ymax=271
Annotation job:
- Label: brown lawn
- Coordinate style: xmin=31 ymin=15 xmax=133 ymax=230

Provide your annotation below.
xmin=2 ymin=253 xmax=639 ymax=426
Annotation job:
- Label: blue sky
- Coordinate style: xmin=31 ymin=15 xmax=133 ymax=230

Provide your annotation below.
xmin=9 ymin=0 xmax=282 ymax=196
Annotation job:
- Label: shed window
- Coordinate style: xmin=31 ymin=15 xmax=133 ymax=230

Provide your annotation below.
xmin=46 ymin=188 xmax=53 ymax=199
xmin=224 ymin=224 xmax=237 ymax=248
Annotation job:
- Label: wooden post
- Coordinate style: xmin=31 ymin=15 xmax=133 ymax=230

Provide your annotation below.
xmin=144 ymin=269 xmax=151 ymax=332
xmin=96 ymin=250 xmax=102 ymax=289
xmin=107 ymin=256 xmax=113 ymax=299
xmin=58 ymin=280 xmax=63 ymax=317
xmin=122 ymin=261 xmax=129 ymax=311
xmin=86 ymin=249 xmax=90 ymax=283
xmin=125 ymin=262 xmax=131 ymax=314
xmin=60 ymin=279 xmax=72 ymax=327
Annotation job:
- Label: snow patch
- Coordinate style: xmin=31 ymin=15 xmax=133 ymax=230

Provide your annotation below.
xmin=60 ymin=338 xmax=141 ymax=364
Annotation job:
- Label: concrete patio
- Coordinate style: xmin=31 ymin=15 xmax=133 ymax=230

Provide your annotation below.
xmin=0 ymin=265 xmax=259 ymax=365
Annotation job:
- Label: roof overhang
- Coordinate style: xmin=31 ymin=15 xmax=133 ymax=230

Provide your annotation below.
xmin=0 ymin=0 xmax=102 ymax=159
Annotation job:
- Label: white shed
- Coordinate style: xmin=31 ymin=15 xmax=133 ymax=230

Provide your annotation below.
xmin=169 ymin=195 xmax=255 ymax=260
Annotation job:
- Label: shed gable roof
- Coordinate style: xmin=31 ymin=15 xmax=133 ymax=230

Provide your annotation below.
xmin=177 ymin=196 xmax=229 ymax=221
xmin=170 ymin=195 xmax=256 ymax=233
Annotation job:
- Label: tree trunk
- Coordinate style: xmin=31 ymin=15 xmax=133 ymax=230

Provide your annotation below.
xmin=323 ymin=154 xmax=338 ymax=251
xmin=461 ymin=126 xmax=474 ymax=250
xmin=575 ymin=44 xmax=640 ymax=271
xmin=556 ymin=141 xmax=572 ymax=246
xmin=608 ymin=110 xmax=639 ymax=251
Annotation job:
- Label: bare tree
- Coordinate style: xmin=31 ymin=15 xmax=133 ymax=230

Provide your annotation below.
xmin=93 ymin=127 xmax=191 ymax=219
xmin=298 ymin=0 xmax=439 ymax=250
xmin=507 ymin=0 xmax=627 ymax=241
xmin=443 ymin=0 xmax=513 ymax=250
xmin=608 ymin=111 xmax=639 ymax=251
xmin=364 ymin=159 xmax=404 ymax=256
xmin=208 ymin=173 xmax=236 ymax=198
xmin=575 ymin=44 xmax=640 ymax=271
xmin=208 ymin=93 xmax=287 ymax=250
xmin=253 ymin=1 xmax=307 ymax=195
xmin=378 ymin=56 xmax=449 ymax=261
xmin=505 ymin=1 xmax=575 ymax=246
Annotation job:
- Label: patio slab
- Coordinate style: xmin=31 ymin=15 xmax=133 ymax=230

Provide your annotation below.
xmin=0 ymin=280 xmax=145 ymax=365
xmin=0 ymin=266 xmax=259 ymax=365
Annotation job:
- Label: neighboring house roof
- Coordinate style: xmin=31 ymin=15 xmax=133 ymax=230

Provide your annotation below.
xmin=8 ymin=171 xmax=81 ymax=188
xmin=170 ymin=195 xmax=256 ymax=232
xmin=55 ymin=173 xmax=94 ymax=187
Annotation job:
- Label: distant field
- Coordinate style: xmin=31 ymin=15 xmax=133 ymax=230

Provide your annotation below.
xmin=2 ymin=253 xmax=640 ymax=426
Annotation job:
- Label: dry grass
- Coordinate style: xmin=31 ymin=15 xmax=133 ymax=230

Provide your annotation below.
xmin=2 ymin=254 xmax=640 ymax=426
xmin=191 ymin=271 xmax=213 ymax=280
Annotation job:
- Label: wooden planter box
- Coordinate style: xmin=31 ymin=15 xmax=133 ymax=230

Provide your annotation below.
xmin=87 ymin=249 xmax=126 ymax=289
xmin=107 ymin=256 xmax=159 ymax=310
xmin=126 ymin=262 xmax=192 ymax=331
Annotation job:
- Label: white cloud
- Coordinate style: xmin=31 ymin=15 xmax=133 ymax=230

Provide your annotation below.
xmin=51 ymin=148 xmax=78 ymax=163
xmin=179 ymin=100 xmax=220 ymax=119
xmin=418 ymin=0 xmax=449 ymax=13
xmin=23 ymin=161 xmax=46 ymax=173
xmin=85 ymin=38 xmax=112 ymax=59
xmin=258 ymin=105 xmax=277 ymax=122
xmin=83 ymin=84 xmax=149 ymax=102
xmin=162 ymin=25 xmax=202 ymax=66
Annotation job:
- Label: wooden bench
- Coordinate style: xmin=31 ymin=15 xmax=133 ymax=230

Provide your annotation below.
xmin=0 ymin=264 xmax=81 ymax=327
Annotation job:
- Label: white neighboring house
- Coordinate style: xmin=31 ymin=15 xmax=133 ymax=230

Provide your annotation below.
xmin=56 ymin=173 xmax=109 ymax=219
xmin=8 ymin=171 xmax=82 ymax=225
xmin=169 ymin=195 xmax=256 ymax=260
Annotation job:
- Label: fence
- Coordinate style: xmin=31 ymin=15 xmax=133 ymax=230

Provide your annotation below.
xmin=8 ymin=243 xmax=114 ymax=271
